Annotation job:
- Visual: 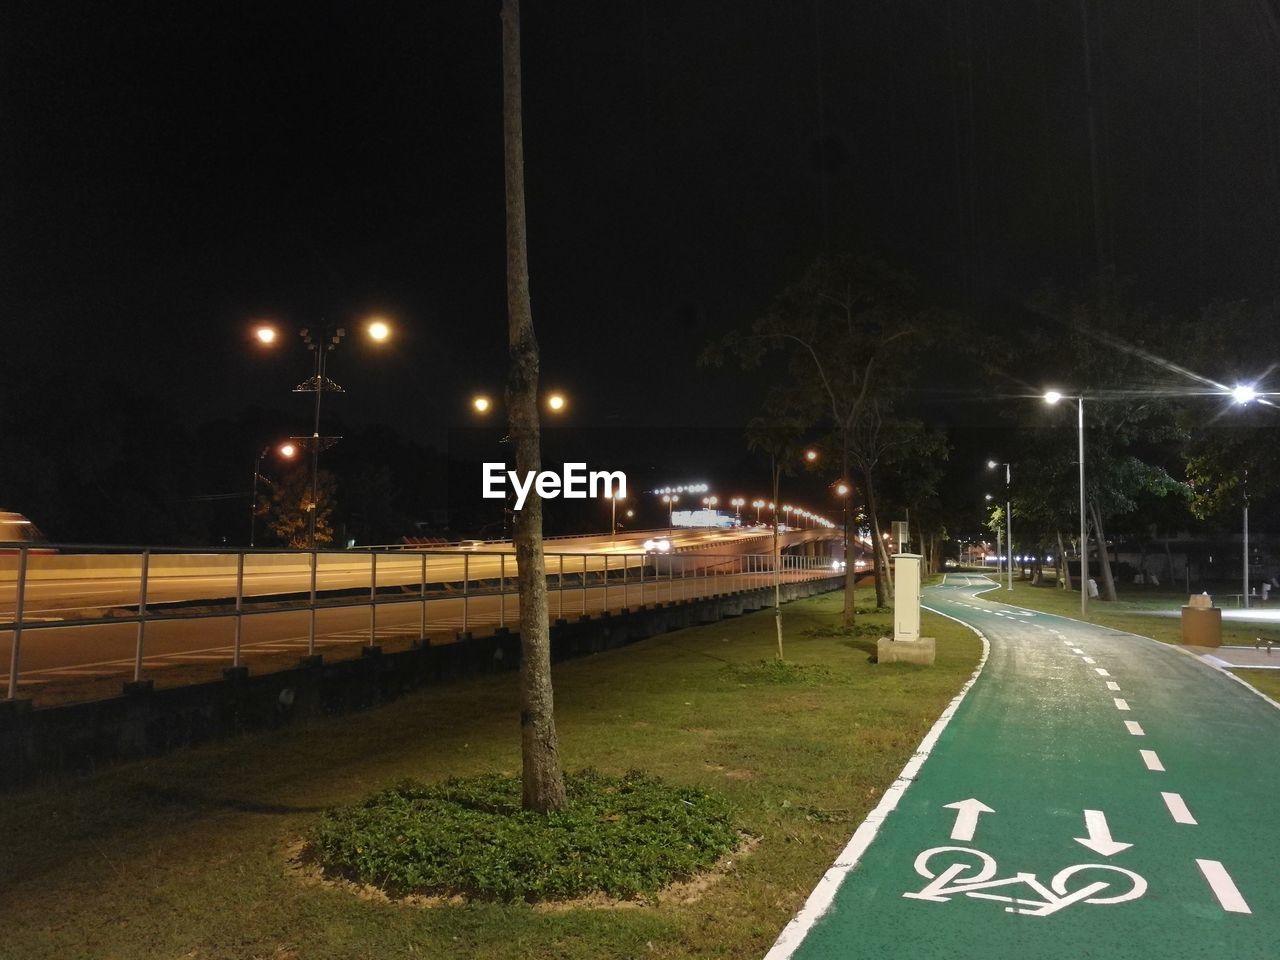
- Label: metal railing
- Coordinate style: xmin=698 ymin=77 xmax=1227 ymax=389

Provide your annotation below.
xmin=0 ymin=544 xmax=837 ymax=705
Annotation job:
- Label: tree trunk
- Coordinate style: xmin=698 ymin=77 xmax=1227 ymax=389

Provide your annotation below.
xmin=1088 ymin=500 xmax=1118 ymax=602
xmin=841 ymin=447 xmax=855 ymax=626
xmin=1163 ymin=538 xmax=1175 ymax=583
xmin=772 ymin=459 xmax=784 ymax=659
xmin=1057 ymin=530 xmax=1074 ymax=590
xmin=864 ymin=474 xmax=894 ymax=605
xmin=501 ymin=0 xmax=566 ymax=814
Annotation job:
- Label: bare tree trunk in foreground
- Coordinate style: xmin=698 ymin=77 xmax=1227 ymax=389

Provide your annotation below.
xmin=502 ymin=0 xmax=566 ymax=813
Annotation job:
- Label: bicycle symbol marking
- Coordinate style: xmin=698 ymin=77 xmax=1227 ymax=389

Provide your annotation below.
xmin=903 ymin=846 xmax=1148 ymax=917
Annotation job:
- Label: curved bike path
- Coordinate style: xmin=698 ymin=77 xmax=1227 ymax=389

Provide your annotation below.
xmin=768 ymin=576 xmax=1280 ymax=960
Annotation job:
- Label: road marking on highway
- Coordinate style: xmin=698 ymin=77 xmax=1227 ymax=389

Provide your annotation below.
xmin=1196 ymin=859 xmax=1252 ymax=914
xmin=1124 ymin=721 xmax=1145 ymax=736
xmin=1139 ymin=750 xmax=1165 ymax=772
xmin=944 ymin=798 xmax=995 ymax=842
xmin=1073 ymin=809 xmax=1133 ymax=856
xmin=1113 ymin=698 xmax=1130 ymax=711
xmin=1106 ymin=681 xmax=1121 ymax=691
xmin=1095 ymin=668 xmax=1110 ymax=677
xmin=1161 ymin=792 xmax=1197 ymax=825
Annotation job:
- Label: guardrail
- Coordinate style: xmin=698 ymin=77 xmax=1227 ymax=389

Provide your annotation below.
xmin=1 ymin=544 xmax=836 ymax=706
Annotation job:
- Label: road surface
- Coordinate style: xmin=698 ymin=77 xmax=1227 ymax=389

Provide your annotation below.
xmin=768 ymin=575 xmax=1279 ymax=960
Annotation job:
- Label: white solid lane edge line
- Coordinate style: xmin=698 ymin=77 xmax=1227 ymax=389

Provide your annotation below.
xmin=1114 ymin=698 xmax=1130 ymax=710
xmin=1124 ymin=720 xmax=1145 ymax=736
xmin=1196 ymin=859 xmax=1252 ymax=914
xmin=1139 ymin=749 xmax=1165 ymax=771
xmin=762 ymin=597 xmax=995 ymax=960
xmin=1162 ymin=791 xmax=1197 ymax=825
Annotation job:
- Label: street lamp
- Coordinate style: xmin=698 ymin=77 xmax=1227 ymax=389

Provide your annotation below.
xmin=256 ymin=317 xmax=392 ymax=548
xmin=662 ymin=493 xmax=679 ymax=532
xmin=546 ymin=392 xmax=567 ymax=413
xmin=987 ymin=459 xmax=1013 ymax=592
xmin=472 ymin=394 xmax=492 ymax=414
xmin=805 ymin=449 xmax=819 ymax=463
xmin=752 ymin=499 xmax=765 ymax=524
xmin=730 ymin=496 xmax=745 ymax=521
xmin=1044 ymin=390 xmax=1088 ymax=615
xmin=250 ymin=441 xmax=297 ymax=547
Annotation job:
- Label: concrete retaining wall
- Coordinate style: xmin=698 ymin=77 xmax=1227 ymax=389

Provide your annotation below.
xmin=0 ymin=576 xmax=841 ymax=789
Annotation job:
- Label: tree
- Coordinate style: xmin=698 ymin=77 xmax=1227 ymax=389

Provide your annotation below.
xmin=501 ymin=0 xmax=567 ymax=813
xmin=267 ymin=464 xmax=336 ymax=548
xmin=707 ymin=254 xmax=940 ymax=616
xmin=746 ymin=410 xmax=807 ymax=657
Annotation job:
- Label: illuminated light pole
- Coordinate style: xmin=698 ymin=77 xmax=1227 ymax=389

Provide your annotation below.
xmin=1044 ymin=390 xmax=1087 ymax=616
xmin=730 ymin=497 xmax=745 ymax=521
xmin=1233 ymin=384 xmax=1257 ymax=606
xmin=256 ymin=317 xmax=393 ymax=548
xmin=250 ymin=442 xmax=297 ymax=547
xmin=662 ymin=493 xmax=679 ymax=533
xmin=988 ymin=459 xmax=1014 ymax=591
xmin=751 ymin=499 xmax=764 ymax=524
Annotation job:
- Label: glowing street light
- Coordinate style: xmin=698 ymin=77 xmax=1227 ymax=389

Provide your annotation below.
xmin=1232 ymin=384 xmax=1257 ymax=405
xmin=752 ymin=499 xmax=765 ymax=524
xmin=730 ymin=496 xmax=745 ymax=520
xmin=805 ymin=449 xmax=819 ymax=463
xmin=662 ymin=493 xmax=680 ymax=531
xmin=987 ymin=459 xmax=1013 ymax=591
xmin=546 ymin=392 xmax=567 ymax=413
xmin=253 ymin=316 xmax=393 ymax=547
xmin=472 ymin=395 xmax=492 ymax=414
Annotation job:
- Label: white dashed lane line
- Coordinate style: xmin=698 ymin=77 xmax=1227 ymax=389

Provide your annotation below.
xmin=1140 ymin=749 xmax=1166 ymax=772
xmin=1124 ymin=720 xmax=1145 ymax=736
xmin=1162 ymin=791 xmax=1198 ymax=825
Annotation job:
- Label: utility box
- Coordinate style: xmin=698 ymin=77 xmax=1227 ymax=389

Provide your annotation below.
xmin=1181 ymin=594 xmax=1222 ymax=647
xmin=878 ymin=553 xmax=936 ymax=665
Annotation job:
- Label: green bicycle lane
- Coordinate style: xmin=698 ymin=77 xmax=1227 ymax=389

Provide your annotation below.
xmin=767 ymin=576 xmax=1280 ymax=960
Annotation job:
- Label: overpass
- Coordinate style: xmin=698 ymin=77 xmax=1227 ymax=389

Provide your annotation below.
xmin=1 ymin=525 xmax=850 ymax=706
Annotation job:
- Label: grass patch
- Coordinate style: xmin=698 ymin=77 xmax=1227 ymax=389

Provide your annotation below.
xmin=722 ymin=659 xmax=838 ymax=685
xmin=308 ymin=770 xmax=739 ymax=902
xmin=0 ymin=588 xmax=981 ymax=960
xmin=1234 ymin=670 xmax=1280 ymax=702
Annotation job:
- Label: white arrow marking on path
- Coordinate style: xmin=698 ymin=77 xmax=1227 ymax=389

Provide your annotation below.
xmin=1074 ymin=809 xmax=1133 ymax=857
xmin=943 ymin=798 xmax=995 ymax=842
xmin=1196 ymin=859 xmax=1252 ymax=914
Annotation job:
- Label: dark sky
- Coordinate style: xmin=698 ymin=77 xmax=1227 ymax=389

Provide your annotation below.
xmin=4 ymin=0 xmax=1279 ymax=454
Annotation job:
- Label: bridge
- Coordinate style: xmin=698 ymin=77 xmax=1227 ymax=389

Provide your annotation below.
xmin=1 ymin=525 xmax=850 ymax=707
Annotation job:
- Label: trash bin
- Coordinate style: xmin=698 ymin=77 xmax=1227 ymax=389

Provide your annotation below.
xmin=1181 ymin=594 xmax=1222 ymax=647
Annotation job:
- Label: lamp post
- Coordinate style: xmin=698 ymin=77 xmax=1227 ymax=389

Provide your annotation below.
xmin=730 ymin=497 xmax=745 ymax=521
xmin=752 ymin=499 xmax=764 ymax=524
xmin=250 ymin=442 xmax=297 ymax=547
xmin=662 ymin=494 xmax=679 ymax=532
xmin=255 ymin=316 xmax=392 ymax=548
xmin=834 ymin=481 xmax=851 ymax=565
xmin=1044 ymin=391 xmax=1088 ymax=616
xmin=988 ymin=459 xmax=1013 ymax=591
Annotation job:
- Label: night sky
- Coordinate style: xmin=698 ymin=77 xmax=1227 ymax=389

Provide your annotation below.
xmin=3 ymin=1 xmax=1279 ymax=538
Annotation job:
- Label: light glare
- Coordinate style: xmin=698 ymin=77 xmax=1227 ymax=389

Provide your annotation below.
xmin=1232 ymin=384 xmax=1257 ymax=405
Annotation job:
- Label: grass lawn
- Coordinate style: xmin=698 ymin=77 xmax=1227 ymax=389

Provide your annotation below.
xmin=1233 ymin=670 xmax=1280 ymax=702
xmin=0 ymin=589 xmax=982 ymax=960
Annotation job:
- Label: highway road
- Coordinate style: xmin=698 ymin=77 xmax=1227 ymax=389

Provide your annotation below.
xmin=768 ymin=575 xmax=1278 ymax=960
xmin=0 ymin=566 xmax=831 ymax=707
xmin=0 ymin=526 xmax=841 ymax=618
